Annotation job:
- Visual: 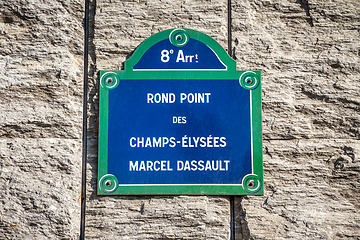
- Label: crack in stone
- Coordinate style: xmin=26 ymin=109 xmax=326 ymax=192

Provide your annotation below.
xmin=236 ymin=196 xmax=251 ymax=240
xmin=297 ymin=0 xmax=314 ymax=27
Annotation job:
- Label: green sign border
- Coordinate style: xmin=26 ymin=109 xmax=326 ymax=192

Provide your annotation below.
xmin=98 ymin=29 xmax=263 ymax=195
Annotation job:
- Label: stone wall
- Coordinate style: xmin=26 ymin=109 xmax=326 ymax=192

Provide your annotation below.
xmin=0 ymin=0 xmax=359 ymax=239
xmin=0 ymin=0 xmax=83 ymax=239
xmin=232 ymin=0 xmax=360 ymax=238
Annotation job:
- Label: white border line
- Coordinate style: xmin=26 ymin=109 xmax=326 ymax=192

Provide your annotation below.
xmin=250 ymin=90 xmax=254 ymax=174
xmin=133 ymin=68 xmax=227 ymax=71
xmin=208 ymin=45 xmax=227 ymax=70
xmin=118 ymin=183 xmax=243 ymax=186
xmin=110 ymin=80 xmax=255 ymax=188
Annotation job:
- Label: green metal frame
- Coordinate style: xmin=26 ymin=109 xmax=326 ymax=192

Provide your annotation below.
xmin=98 ymin=28 xmax=263 ymax=195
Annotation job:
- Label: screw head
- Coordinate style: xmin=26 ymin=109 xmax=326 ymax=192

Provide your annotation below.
xmin=248 ymin=181 xmax=254 ymax=187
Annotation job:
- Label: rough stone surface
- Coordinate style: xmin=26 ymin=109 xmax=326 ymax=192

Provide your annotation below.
xmin=232 ymin=0 xmax=360 ymax=239
xmin=0 ymin=0 xmax=83 ymax=239
xmin=1 ymin=0 xmax=359 ymax=239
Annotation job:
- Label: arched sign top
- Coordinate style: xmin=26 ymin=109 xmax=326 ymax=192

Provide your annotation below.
xmin=125 ymin=28 xmax=236 ymax=71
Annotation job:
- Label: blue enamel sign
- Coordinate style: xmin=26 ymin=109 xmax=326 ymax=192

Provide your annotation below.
xmin=98 ymin=29 xmax=263 ymax=195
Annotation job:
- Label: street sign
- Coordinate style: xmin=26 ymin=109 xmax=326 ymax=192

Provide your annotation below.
xmin=98 ymin=29 xmax=263 ymax=195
